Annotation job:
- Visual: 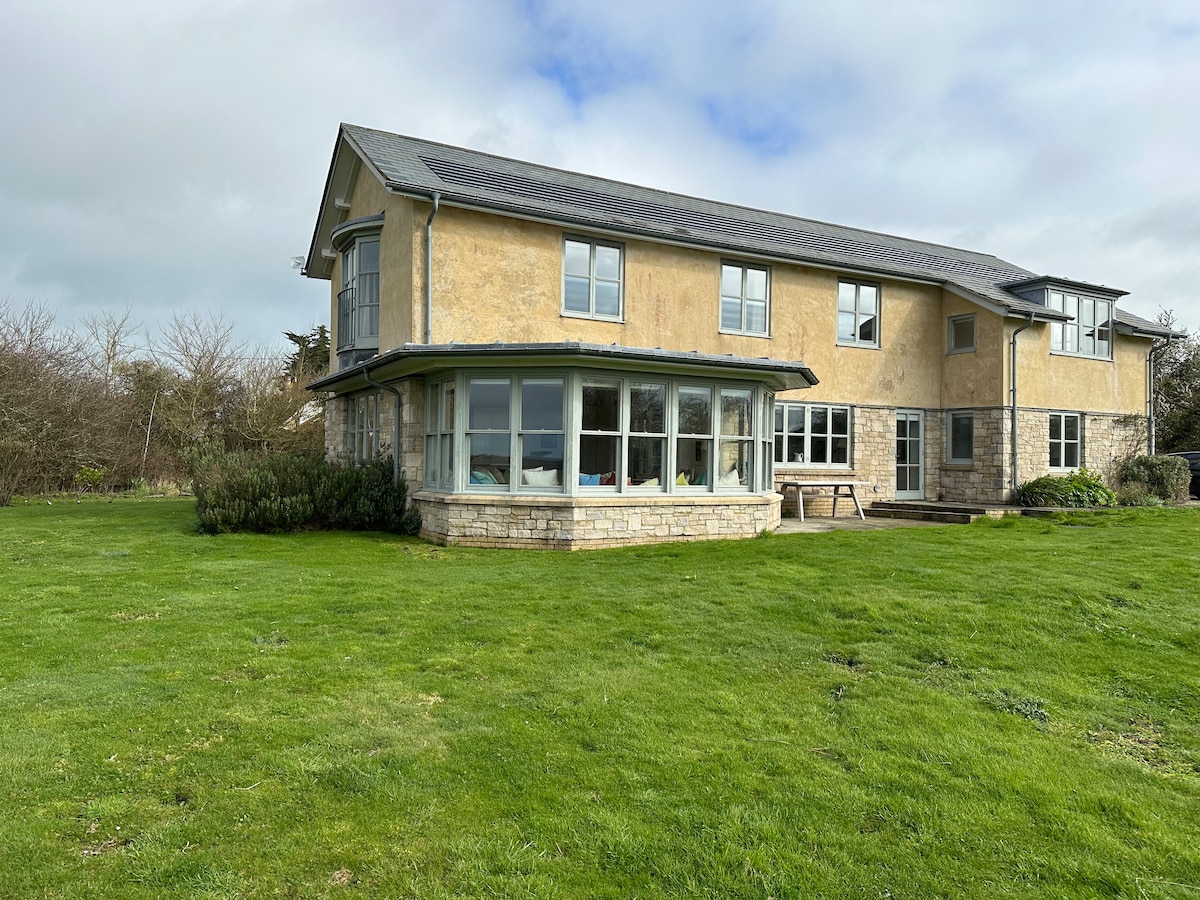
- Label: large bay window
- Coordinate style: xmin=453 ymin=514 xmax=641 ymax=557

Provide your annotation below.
xmin=1049 ymin=292 xmax=1111 ymax=359
xmin=425 ymin=370 xmax=774 ymax=494
xmin=774 ymin=402 xmax=851 ymax=467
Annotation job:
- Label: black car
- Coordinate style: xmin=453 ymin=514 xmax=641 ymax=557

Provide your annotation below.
xmin=1167 ymin=451 xmax=1200 ymax=499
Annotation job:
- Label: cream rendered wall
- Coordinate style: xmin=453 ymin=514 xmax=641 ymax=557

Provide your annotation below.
xmin=1007 ymin=321 xmax=1149 ymax=416
xmin=940 ymin=293 xmax=1006 ymax=409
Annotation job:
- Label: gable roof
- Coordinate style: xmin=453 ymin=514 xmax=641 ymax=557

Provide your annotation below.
xmin=307 ymin=124 xmax=1166 ymax=336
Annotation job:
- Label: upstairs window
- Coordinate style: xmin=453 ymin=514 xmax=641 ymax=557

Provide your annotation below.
xmin=1048 ymin=292 xmax=1111 ymax=359
xmin=948 ymin=314 xmax=976 ymax=353
xmin=563 ymin=237 xmax=623 ymax=320
xmin=720 ymin=263 xmax=769 ymax=335
xmin=338 ymin=236 xmax=380 ymax=351
xmin=837 ymin=280 xmax=880 ymax=348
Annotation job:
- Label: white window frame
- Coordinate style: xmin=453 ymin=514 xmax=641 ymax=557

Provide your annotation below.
xmin=947 ymin=411 xmax=974 ymax=464
xmin=1049 ymin=412 xmax=1081 ymax=470
xmin=347 ymin=392 xmax=381 ymax=463
xmin=1048 ymin=292 xmax=1112 ymax=360
xmin=947 ymin=314 xmax=976 ymax=354
xmin=719 ymin=262 xmax=770 ymax=337
xmin=773 ymin=402 xmax=852 ymax=468
xmin=837 ymin=279 xmax=881 ymax=348
xmin=562 ymin=236 xmax=624 ymax=321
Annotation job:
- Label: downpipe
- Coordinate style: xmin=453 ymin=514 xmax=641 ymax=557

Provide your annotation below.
xmin=1010 ymin=314 xmax=1035 ymax=499
xmin=424 ymin=191 xmax=440 ymax=344
xmin=363 ymin=367 xmax=402 ymax=487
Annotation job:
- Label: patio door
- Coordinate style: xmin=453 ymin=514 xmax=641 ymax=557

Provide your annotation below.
xmin=895 ymin=410 xmax=924 ymax=500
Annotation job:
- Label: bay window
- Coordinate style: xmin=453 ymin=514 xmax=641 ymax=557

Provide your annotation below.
xmin=1049 ymin=292 xmax=1112 ymax=359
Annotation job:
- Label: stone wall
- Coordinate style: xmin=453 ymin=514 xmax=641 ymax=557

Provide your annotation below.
xmin=413 ymin=491 xmax=782 ymax=550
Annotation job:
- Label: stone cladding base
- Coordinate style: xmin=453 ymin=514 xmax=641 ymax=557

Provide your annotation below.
xmin=412 ymin=491 xmax=783 ymax=550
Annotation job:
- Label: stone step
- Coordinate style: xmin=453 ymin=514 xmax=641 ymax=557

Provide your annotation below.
xmin=870 ymin=500 xmax=992 ymax=516
xmin=865 ymin=506 xmax=980 ymax=525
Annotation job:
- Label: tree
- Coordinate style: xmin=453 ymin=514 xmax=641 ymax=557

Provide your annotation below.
xmin=1153 ymin=311 xmax=1200 ymax=453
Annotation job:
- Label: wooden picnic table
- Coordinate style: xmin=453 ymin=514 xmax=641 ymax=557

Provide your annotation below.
xmin=778 ymin=480 xmax=870 ymax=522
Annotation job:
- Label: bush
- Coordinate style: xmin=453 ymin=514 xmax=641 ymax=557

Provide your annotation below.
xmin=186 ymin=445 xmax=421 ymax=535
xmin=1015 ymin=469 xmax=1118 ymax=508
xmin=1117 ymin=454 xmax=1190 ymax=505
xmin=1115 ymin=483 xmax=1164 ymax=508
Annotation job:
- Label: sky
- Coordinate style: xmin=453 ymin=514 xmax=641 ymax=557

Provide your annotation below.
xmin=2 ymin=0 xmax=1199 ymax=354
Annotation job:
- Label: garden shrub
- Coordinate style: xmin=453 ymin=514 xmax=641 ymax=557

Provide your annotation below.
xmin=1015 ymin=469 xmax=1118 ymax=508
xmin=1115 ymin=483 xmax=1164 ymax=508
xmin=1117 ymin=454 xmax=1190 ymax=505
xmin=186 ymin=445 xmax=421 ymax=535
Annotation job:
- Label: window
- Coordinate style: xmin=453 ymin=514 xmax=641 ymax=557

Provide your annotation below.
xmin=563 ymin=237 xmax=623 ymax=320
xmin=720 ymin=263 xmax=769 ymax=335
xmin=947 ymin=412 xmax=974 ymax=464
xmin=774 ymin=403 xmax=851 ymax=467
xmin=1048 ymin=292 xmax=1112 ymax=359
xmin=425 ymin=380 xmax=455 ymax=489
xmin=1049 ymin=413 xmax=1081 ymax=469
xmin=837 ymin=279 xmax=880 ymax=347
xmin=347 ymin=392 xmax=381 ymax=462
xmin=338 ymin=236 xmax=380 ymax=350
xmin=427 ymin=370 xmax=774 ymax=494
xmin=948 ymin=315 xmax=976 ymax=353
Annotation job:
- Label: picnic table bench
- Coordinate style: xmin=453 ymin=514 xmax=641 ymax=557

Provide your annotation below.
xmin=778 ymin=480 xmax=870 ymax=522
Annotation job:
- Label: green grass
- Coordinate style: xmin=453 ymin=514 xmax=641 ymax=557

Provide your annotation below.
xmin=2 ymin=499 xmax=1200 ymax=898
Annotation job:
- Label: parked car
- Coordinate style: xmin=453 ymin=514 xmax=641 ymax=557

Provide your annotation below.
xmin=1167 ymin=451 xmax=1200 ymax=499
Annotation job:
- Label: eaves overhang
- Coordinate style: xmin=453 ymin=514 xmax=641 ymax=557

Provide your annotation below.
xmin=308 ymin=341 xmax=819 ymax=394
xmin=1002 ymin=275 xmax=1129 ymax=299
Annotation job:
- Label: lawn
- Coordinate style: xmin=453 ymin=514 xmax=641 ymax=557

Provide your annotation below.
xmin=2 ymin=498 xmax=1199 ymax=898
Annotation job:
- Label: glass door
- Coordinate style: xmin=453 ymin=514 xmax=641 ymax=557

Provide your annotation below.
xmin=895 ymin=410 xmax=924 ymax=500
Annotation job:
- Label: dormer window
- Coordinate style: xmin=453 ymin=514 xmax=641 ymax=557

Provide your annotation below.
xmin=1048 ymin=292 xmax=1111 ymax=359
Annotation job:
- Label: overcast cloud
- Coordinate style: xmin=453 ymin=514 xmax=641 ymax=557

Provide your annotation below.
xmin=2 ymin=0 xmax=1198 ymax=352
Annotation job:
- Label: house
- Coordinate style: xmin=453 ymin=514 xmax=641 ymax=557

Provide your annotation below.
xmin=302 ymin=124 xmax=1173 ymax=548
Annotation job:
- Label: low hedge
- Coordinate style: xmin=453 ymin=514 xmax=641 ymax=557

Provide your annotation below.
xmin=1117 ymin=454 xmax=1190 ymax=505
xmin=186 ymin=446 xmax=421 ymax=535
xmin=1015 ymin=469 xmax=1117 ymax=508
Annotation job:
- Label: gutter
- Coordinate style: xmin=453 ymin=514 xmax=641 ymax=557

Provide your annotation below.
xmin=1010 ymin=313 xmax=1035 ymax=498
xmin=362 ymin=366 xmax=402 ymax=487
xmin=424 ymin=192 xmax=440 ymax=344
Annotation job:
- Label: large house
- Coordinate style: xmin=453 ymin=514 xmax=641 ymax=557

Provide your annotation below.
xmin=302 ymin=124 xmax=1172 ymax=548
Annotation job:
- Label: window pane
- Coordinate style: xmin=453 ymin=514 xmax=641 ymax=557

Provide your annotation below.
xmin=521 ymin=433 xmax=564 ymax=485
xmin=1049 ymin=292 xmax=1064 ymax=312
xmin=838 ymin=311 xmax=856 ymax=341
xmin=810 ymin=434 xmax=828 ymax=464
xmin=628 ymin=436 xmax=664 ymax=486
xmin=774 ymin=404 xmax=784 ymax=433
xmin=788 ymin=407 xmax=805 ymax=435
xmin=594 ymin=280 xmax=620 ymax=317
xmin=564 ymin=240 xmax=590 ymax=277
xmin=582 ymin=381 xmax=619 ymax=432
xmin=469 ymin=433 xmax=510 ymax=483
xmin=720 ymin=296 xmax=743 ymax=330
xmin=745 ymin=268 xmax=767 ymax=301
xmin=831 ymin=436 xmax=848 ymax=465
xmin=441 ymin=383 xmax=455 ymax=432
xmin=720 ymin=389 xmax=753 ymax=436
xmin=1051 ymin=322 xmax=1063 ymax=351
xmin=858 ymin=314 xmax=877 ymax=344
xmin=630 ymin=383 xmax=665 ymax=434
xmin=1050 ymin=442 xmax=1062 ymax=468
xmin=787 ymin=436 xmax=805 ymax=463
xmin=579 ymin=434 xmax=618 ymax=482
xmin=677 ymin=386 xmax=712 ymax=435
xmin=1065 ymin=415 xmax=1079 ymax=441
xmin=425 ymin=434 xmax=438 ymax=485
xmin=1050 ymin=415 xmax=1062 ymax=441
xmin=469 ymin=379 xmax=510 ymax=430
xmin=745 ymin=299 xmax=767 ymax=334
xmin=859 ymin=285 xmax=878 ymax=314
xmin=564 ymin=275 xmax=590 ymax=312
xmin=811 ymin=407 xmax=828 ymax=436
xmin=721 ymin=264 xmax=743 ymax=297
xmin=951 ymin=316 xmax=974 ymax=350
xmin=676 ymin=438 xmax=712 ymax=485
xmin=774 ymin=434 xmax=784 ymax=463
xmin=837 ymin=282 xmax=857 ymax=312
xmin=594 ymin=245 xmax=621 ymax=281
xmin=1064 ymin=441 xmax=1079 ymax=468
xmin=718 ymin=440 xmax=751 ymax=489
xmin=358 ymin=239 xmax=380 ymax=273
xmin=951 ymin=414 xmax=973 ymax=461
xmin=832 ymin=408 xmax=849 ymax=436
xmin=521 ymin=379 xmax=563 ymax=431
xmin=441 ymin=434 xmax=455 ymax=486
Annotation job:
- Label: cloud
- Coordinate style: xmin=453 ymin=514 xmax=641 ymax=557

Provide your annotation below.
xmin=1 ymin=0 xmax=1198 ymax=347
